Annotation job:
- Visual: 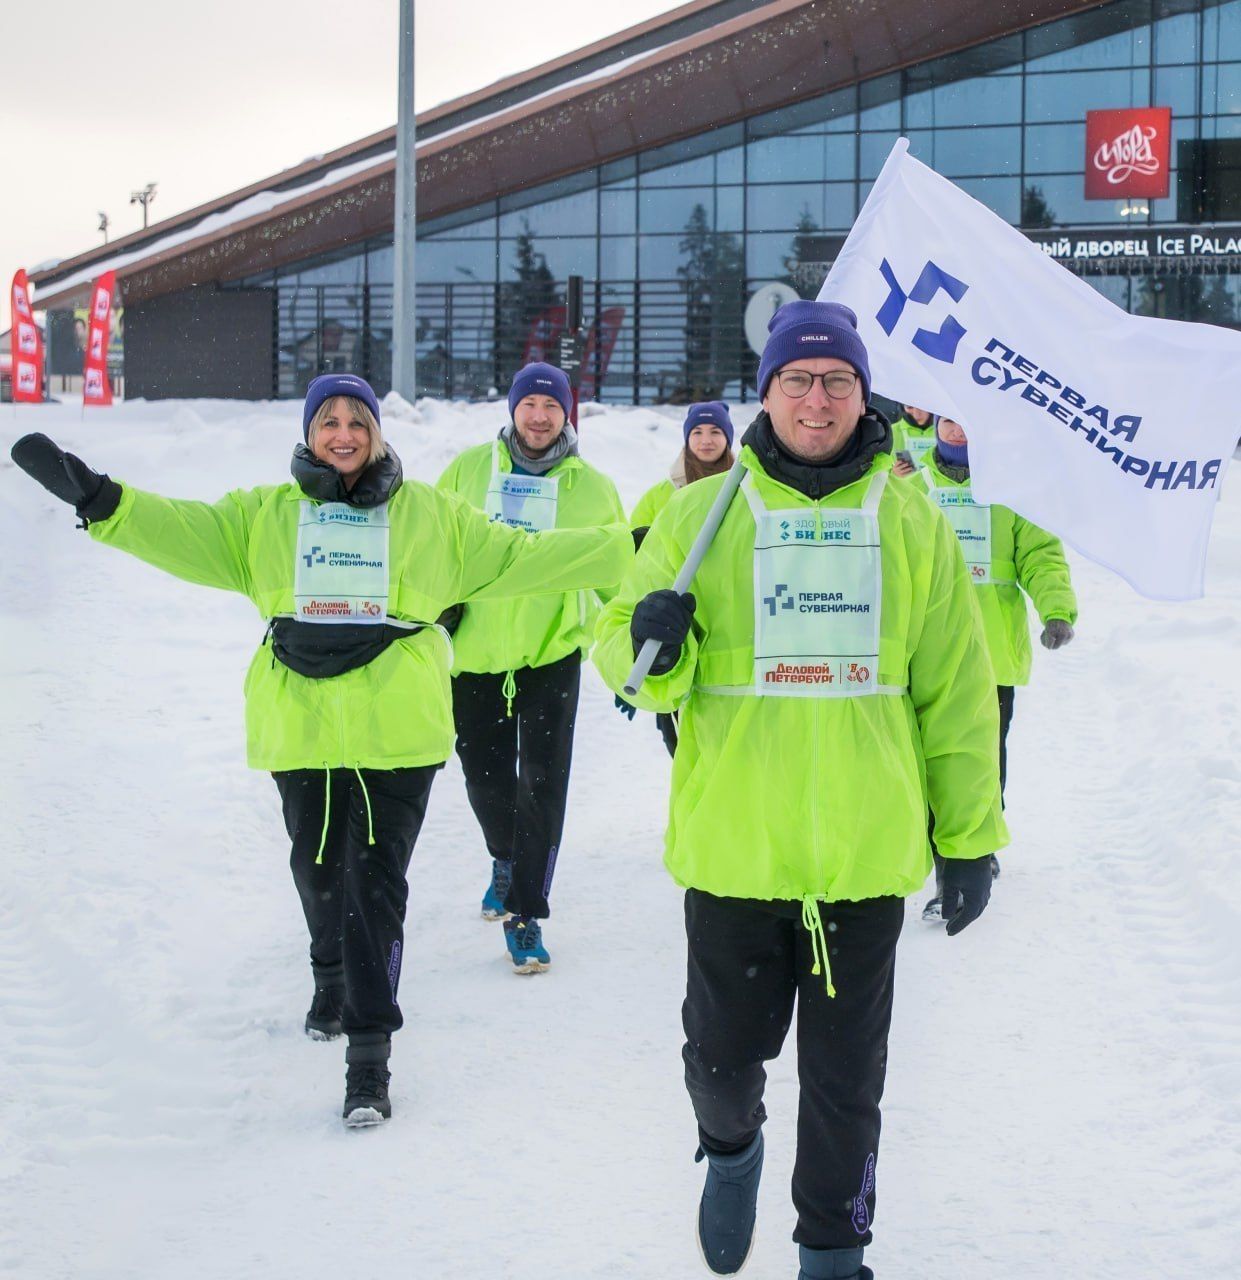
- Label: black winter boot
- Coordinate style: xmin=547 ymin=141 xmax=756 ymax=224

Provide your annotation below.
xmin=797 ymin=1244 xmax=873 ymax=1280
xmin=342 ymin=1033 xmax=392 ymax=1127
xmin=304 ymin=963 xmax=344 ymax=1040
xmin=696 ymin=1131 xmax=763 ymax=1275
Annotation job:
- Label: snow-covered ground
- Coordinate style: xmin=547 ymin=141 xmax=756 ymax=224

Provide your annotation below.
xmin=1 ymin=395 xmax=1239 ymax=1280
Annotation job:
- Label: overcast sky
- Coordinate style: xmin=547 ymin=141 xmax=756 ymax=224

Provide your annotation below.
xmin=2 ymin=0 xmax=676 ymax=329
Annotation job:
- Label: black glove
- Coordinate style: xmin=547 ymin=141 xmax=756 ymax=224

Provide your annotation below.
xmin=630 ymin=590 xmax=696 ymax=676
xmin=941 ymin=855 xmax=993 ymax=937
xmin=435 ymin=603 xmax=464 ymax=636
xmin=614 ymin=694 xmax=637 ymax=721
xmin=10 ymin=433 xmax=121 ymax=523
xmin=632 ymin=525 xmax=650 ymax=552
xmin=1040 ymin=619 xmax=1074 ymax=650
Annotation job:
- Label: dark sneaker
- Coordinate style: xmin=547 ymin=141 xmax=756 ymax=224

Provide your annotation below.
xmin=481 ymin=857 xmax=513 ymax=921
xmin=503 ymin=915 xmax=551 ymax=974
xmin=990 ymin=853 xmax=1001 ymax=879
xmin=696 ymin=1131 xmax=763 ymax=1275
xmin=921 ymin=895 xmax=944 ymax=923
xmin=797 ymin=1244 xmax=873 ymax=1279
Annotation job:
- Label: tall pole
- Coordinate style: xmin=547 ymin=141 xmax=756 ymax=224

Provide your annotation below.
xmin=392 ymin=0 xmax=417 ymax=401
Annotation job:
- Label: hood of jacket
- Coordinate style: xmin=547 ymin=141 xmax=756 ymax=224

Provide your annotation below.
xmin=291 ymin=444 xmax=403 ymax=507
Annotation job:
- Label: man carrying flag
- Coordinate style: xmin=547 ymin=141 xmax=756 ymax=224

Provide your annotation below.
xmin=594 ymin=300 xmax=1007 ymax=1280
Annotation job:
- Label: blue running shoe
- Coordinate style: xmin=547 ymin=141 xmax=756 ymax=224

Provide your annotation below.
xmin=503 ymin=915 xmax=551 ymax=974
xmin=481 ymin=858 xmax=513 ymax=922
xmin=696 ymin=1131 xmax=763 ymax=1275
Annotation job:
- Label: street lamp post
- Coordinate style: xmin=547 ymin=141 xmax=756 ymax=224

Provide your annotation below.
xmin=392 ymin=0 xmax=417 ymax=401
xmin=129 ymin=183 xmax=157 ymax=229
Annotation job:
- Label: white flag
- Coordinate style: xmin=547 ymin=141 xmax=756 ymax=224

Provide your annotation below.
xmin=819 ymin=138 xmax=1241 ymax=600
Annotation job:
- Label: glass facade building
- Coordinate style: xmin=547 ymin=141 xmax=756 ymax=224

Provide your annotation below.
xmin=229 ymin=0 xmax=1241 ymax=403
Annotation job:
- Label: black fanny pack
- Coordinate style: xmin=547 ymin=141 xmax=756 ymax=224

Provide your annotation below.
xmin=267 ymin=617 xmax=422 ymax=679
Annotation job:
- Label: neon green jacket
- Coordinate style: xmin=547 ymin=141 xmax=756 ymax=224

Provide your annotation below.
xmin=630 ymin=478 xmax=676 ymax=530
xmin=892 ymin=415 xmax=937 ymax=467
xmin=911 ymin=453 xmax=1077 ymax=686
xmin=89 ymin=477 xmax=631 ymax=771
xmin=436 ymin=439 xmax=626 ymax=674
xmin=594 ymin=446 xmax=1008 ymax=905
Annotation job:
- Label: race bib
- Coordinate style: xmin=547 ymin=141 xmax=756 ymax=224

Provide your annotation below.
xmin=744 ymin=473 xmax=885 ymax=698
xmin=293 ymin=502 xmax=390 ymax=624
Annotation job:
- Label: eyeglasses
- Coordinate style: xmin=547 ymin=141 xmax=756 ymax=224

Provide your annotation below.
xmin=775 ymin=369 xmax=859 ymax=400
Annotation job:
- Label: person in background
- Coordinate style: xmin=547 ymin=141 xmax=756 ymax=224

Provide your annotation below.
xmin=437 ymin=362 xmax=626 ymax=973
xmin=10 ymin=374 xmax=630 ymax=1126
xmin=890 ymin=404 xmax=936 ymax=470
xmin=619 ymin=401 xmax=736 ymax=754
xmin=896 ymin=414 xmax=1077 ymax=920
xmin=594 ymin=301 xmax=1006 ymax=1280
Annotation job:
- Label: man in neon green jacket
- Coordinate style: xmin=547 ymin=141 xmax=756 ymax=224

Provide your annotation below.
xmin=437 ymin=362 xmax=625 ymax=974
xmin=594 ymin=301 xmax=1007 ymax=1280
xmin=904 ymin=414 xmax=1077 ymax=920
xmin=10 ymin=374 xmax=631 ymax=1127
xmin=890 ymin=403 xmax=937 ymax=469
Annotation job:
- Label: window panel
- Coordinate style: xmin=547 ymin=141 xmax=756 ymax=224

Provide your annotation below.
xmin=1202 ymin=62 xmax=1241 ymax=116
xmin=908 ymin=127 xmax=1022 ymax=176
xmin=637 ymin=236 xmax=690 ymax=279
xmin=420 ymin=209 xmax=497 ymax=239
xmin=638 ymin=187 xmax=721 ymax=232
xmin=1154 ymin=4 xmax=1200 ymax=64
xmin=499 ymin=236 xmax=595 ymax=281
xmin=746 ymin=232 xmax=796 ymax=279
xmin=498 ymin=187 xmax=596 ymax=238
xmin=1204 ymin=0 xmax=1241 ymax=61
xmin=1024 ymin=124 xmax=1087 ymax=173
xmin=859 ymin=132 xmax=903 ymax=180
xmin=1022 ymin=174 xmax=1130 ymax=223
xmin=601 ymin=188 xmax=635 ymax=234
xmin=904 ymin=74 xmax=1023 ymax=128
xmin=859 ymin=73 xmax=900 ymax=130
xmin=954 ymin=177 xmax=1021 ymax=222
xmin=716 ymin=186 xmax=744 ymax=232
xmin=417 ymin=240 xmax=497 ymax=283
xmin=746 ymin=87 xmax=858 ymax=138
xmin=746 ymin=133 xmax=855 ymax=183
xmin=1154 ymin=64 xmax=1199 ymax=115
xmin=745 ymin=183 xmax=855 ymax=232
xmin=600 ymin=237 xmax=636 ymax=280
xmin=1025 ymin=68 xmax=1149 ymax=123
xmin=1025 ymin=3 xmax=1152 ymax=71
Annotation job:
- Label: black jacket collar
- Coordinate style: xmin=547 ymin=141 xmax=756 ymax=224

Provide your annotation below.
xmin=291 ymin=444 xmax=403 ymax=507
xmin=740 ymin=409 xmax=892 ymax=500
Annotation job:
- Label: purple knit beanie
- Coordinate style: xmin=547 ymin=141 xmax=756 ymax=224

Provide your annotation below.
xmin=682 ymin=401 xmax=734 ymax=447
xmin=303 ymin=374 xmax=382 ymax=441
xmin=756 ymin=300 xmax=871 ymax=403
xmin=508 ymin=362 xmax=573 ymax=423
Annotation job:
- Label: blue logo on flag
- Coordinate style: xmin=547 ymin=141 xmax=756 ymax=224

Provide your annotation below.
xmin=876 ymin=259 xmax=969 ymax=364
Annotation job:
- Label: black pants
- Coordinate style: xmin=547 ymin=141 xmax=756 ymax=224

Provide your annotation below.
xmin=274 ymin=765 xmax=437 ymax=1038
xmin=656 ymin=712 xmax=678 ymax=758
xmin=451 ymin=651 xmax=581 ymax=919
xmin=682 ymin=890 xmax=904 ymax=1249
xmin=932 ymin=684 xmax=1014 ymax=878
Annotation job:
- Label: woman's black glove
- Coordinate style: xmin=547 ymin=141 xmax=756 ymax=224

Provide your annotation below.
xmin=614 ymin=694 xmax=637 ymax=720
xmin=941 ymin=854 xmax=993 ymax=937
xmin=630 ymin=590 xmax=696 ymax=676
xmin=10 ymin=433 xmax=121 ymax=523
xmin=435 ymin=603 xmax=464 ymax=636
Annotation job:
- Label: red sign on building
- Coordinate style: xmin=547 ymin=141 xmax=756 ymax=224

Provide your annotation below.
xmin=1085 ymin=108 xmax=1172 ymax=199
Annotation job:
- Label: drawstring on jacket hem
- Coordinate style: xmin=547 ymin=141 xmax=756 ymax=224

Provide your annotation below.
xmin=801 ymin=897 xmax=836 ymax=998
xmin=502 ymin=670 xmax=517 ymax=718
xmin=353 ymin=768 xmax=376 ymax=846
xmin=316 ymin=768 xmax=332 ymax=864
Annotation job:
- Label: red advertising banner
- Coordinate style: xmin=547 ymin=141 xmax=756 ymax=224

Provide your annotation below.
xmin=1085 ymin=108 xmax=1172 ymax=200
xmin=10 ymin=268 xmax=44 ymax=403
xmin=83 ymin=269 xmax=116 ymax=407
